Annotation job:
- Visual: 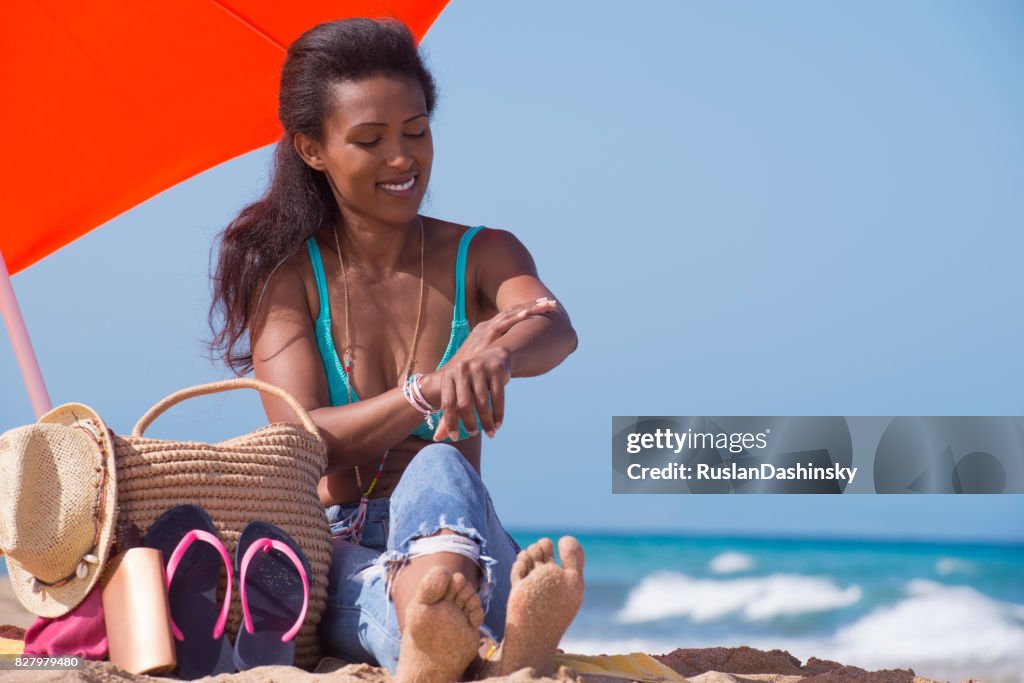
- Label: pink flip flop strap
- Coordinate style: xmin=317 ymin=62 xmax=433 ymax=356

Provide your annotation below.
xmin=165 ymin=529 xmax=234 ymax=641
xmin=239 ymin=538 xmax=310 ymax=643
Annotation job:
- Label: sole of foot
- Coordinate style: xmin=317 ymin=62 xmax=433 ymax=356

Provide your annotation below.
xmin=394 ymin=566 xmax=484 ymax=683
xmin=497 ymin=536 xmax=585 ymax=677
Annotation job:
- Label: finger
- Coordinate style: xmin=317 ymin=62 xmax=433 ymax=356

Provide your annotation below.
xmin=485 ymin=306 xmax=528 ymax=342
xmin=471 ymin=369 xmax=495 ymax=437
xmin=467 ymin=309 xmax=521 ymax=352
xmin=431 ymin=373 xmax=448 ymax=440
xmin=515 ymin=297 xmax=558 ymax=318
xmin=454 ymin=368 xmax=479 ymax=438
xmin=488 ymin=371 xmax=505 ymax=435
xmin=433 ymin=372 xmax=458 ymax=441
xmin=489 ymin=299 xmax=557 ymax=337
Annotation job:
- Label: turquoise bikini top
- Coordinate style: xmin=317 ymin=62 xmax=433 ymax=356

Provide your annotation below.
xmin=305 ymin=225 xmax=484 ymax=442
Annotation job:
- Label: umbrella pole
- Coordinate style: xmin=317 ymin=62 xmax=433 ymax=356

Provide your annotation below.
xmin=0 ymin=249 xmax=52 ymax=418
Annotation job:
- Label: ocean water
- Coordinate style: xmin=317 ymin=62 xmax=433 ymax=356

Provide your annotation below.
xmin=510 ymin=532 xmax=1024 ymax=683
xmin=5 ymin=536 xmax=1022 ymax=681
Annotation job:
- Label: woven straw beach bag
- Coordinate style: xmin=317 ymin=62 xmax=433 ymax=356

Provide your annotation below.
xmin=113 ymin=378 xmax=331 ymax=670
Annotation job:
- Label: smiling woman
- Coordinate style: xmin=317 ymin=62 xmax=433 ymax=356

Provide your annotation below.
xmin=296 ymin=76 xmax=434 ymax=224
xmin=208 ymin=17 xmax=583 ymax=682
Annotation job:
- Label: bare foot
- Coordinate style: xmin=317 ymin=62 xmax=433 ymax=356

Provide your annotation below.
xmin=394 ymin=566 xmax=484 ymax=683
xmin=496 ymin=536 xmax=585 ymax=676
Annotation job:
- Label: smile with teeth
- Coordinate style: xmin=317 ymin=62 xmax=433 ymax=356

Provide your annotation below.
xmin=379 ymin=176 xmax=416 ymax=191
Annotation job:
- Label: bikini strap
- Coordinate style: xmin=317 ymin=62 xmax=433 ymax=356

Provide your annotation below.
xmin=305 ymin=238 xmax=330 ymax=322
xmin=453 ymin=226 xmax=485 ymax=324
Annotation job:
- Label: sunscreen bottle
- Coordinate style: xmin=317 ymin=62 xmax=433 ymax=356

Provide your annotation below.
xmin=101 ymin=524 xmax=176 ymax=675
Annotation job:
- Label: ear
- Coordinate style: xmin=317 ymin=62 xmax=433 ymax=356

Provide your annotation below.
xmin=293 ymin=132 xmax=327 ymax=171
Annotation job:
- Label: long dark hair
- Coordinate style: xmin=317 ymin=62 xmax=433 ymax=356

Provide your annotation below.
xmin=208 ymin=18 xmax=438 ymax=374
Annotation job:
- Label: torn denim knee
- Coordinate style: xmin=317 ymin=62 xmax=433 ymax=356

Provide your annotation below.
xmin=361 ymin=514 xmax=497 ymax=634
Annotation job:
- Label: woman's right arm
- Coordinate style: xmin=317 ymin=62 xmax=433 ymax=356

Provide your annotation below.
xmin=248 ymin=261 xmax=432 ymax=475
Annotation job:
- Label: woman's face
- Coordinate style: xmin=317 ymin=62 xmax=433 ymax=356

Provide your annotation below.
xmin=301 ymin=74 xmax=433 ymax=226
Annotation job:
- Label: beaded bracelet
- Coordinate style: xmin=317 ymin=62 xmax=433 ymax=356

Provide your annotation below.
xmin=403 ymin=373 xmax=439 ymax=429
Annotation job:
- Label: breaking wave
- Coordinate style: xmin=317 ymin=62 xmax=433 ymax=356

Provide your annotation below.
xmin=616 ymin=571 xmax=862 ymax=623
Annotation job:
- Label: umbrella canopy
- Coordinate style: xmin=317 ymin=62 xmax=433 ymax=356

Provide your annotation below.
xmin=0 ymin=1 xmax=449 ymax=416
xmin=0 ymin=0 xmax=449 ymax=275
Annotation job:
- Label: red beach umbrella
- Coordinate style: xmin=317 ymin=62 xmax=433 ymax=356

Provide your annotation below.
xmin=0 ymin=0 xmax=450 ymax=416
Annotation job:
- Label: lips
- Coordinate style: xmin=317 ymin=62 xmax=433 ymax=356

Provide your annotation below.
xmin=377 ymin=173 xmax=419 ymax=198
xmin=377 ymin=174 xmax=416 ymax=192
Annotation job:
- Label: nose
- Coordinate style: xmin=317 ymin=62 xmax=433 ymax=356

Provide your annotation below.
xmin=385 ymin=136 xmax=414 ymax=171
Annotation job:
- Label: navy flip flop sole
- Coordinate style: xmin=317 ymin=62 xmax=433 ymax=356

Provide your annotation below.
xmin=144 ymin=505 xmax=234 ymax=680
xmin=233 ymin=520 xmax=311 ymax=671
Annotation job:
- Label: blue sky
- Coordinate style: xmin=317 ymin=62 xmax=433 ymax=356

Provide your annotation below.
xmin=2 ymin=1 xmax=1023 ymax=541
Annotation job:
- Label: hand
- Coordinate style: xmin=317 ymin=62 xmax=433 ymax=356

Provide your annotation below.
xmin=424 ymin=297 xmax=558 ymax=440
xmin=431 ymin=345 xmax=510 ymax=441
xmin=453 ymin=297 xmax=559 ymax=363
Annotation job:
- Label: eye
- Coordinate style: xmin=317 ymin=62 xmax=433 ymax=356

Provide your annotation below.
xmin=355 ymin=138 xmax=382 ymax=148
xmin=405 ymin=129 xmax=427 ymax=138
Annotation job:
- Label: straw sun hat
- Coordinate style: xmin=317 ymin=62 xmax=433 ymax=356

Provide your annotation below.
xmin=0 ymin=403 xmax=117 ymax=618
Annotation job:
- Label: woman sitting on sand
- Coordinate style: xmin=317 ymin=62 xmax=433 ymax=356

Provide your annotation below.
xmin=210 ymin=18 xmax=584 ymax=682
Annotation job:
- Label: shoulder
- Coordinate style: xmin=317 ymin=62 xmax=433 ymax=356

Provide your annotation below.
xmin=424 ymin=218 xmax=521 ymax=251
xmin=269 ymin=240 xmax=317 ymax=301
xmin=463 ymin=227 xmax=544 ymax=309
xmin=423 ymin=219 xmax=540 ymax=293
xmin=468 ymin=227 xmax=537 ymax=275
xmin=468 ymin=226 xmax=524 ymax=252
xmin=249 ymin=238 xmax=319 ymax=335
xmin=421 ymin=218 xmax=525 ymax=270
xmin=426 ymin=221 xmax=533 ymax=269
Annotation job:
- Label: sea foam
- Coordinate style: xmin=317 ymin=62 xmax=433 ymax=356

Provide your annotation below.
xmin=709 ymin=551 xmax=755 ymax=574
xmin=616 ymin=571 xmax=861 ymax=623
xmin=592 ymin=580 xmax=1024 ymax=682
xmin=935 ymin=556 xmax=975 ymax=576
xmin=821 ymin=580 xmax=1024 ymax=668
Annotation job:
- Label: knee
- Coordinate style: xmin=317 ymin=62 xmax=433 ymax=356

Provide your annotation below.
xmin=392 ymin=443 xmax=483 ymax=502
xmin=404 ymin=443 xmax=474 ymax=483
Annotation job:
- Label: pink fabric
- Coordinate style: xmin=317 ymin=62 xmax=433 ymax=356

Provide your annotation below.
xmin=23 ymin=585 xmax=108 ymax=659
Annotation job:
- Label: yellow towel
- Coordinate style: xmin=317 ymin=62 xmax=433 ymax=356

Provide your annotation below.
xmin=553 ymin=652 xmax=687 ymax=682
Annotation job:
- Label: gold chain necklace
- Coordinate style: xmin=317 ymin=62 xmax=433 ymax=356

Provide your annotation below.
xmin=332 ymin=217 xmax=426 ymax=492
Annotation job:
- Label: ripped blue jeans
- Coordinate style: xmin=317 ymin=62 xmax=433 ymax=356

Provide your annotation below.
xmin=318 ymin=443 xmax=521 ymax=673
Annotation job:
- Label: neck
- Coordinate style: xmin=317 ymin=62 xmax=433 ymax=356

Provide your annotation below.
xmin=334 ymin=209 xmax=421 ymax=276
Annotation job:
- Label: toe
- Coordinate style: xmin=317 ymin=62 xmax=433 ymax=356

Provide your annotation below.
xmin=447 ymin=570 xmax=467 ymax=602
xmin=417 ymin=565 xmax=453 ymax=605
xmin=526 ymin=543 xmax=544 ymax=565
xmin=452 ymin=577 xmax=475 ymax=610
xmin=558 ymin=536 xmax=585 ymax=574
xmin=467 ymin=603 xmax=484 ymax=629
xmin=516 ymin=549 xmax=534 ymax=571
xmin=511 ymin=556 xmax=529 ymax=583
xmin=529 ymin=538 xmax=554 ymax=565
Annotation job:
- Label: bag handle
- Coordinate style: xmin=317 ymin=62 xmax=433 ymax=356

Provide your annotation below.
xmin=132 ymin=378 xmax=320 ymax=438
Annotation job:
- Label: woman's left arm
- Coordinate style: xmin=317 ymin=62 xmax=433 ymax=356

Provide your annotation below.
xmin=424 ymin=229 xmax=578 ymax=440
xmin=475 ymin=229 xmax=578 ymax=376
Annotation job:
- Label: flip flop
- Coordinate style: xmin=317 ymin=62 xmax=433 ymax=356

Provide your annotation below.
xmin=233 ymin=520 xmax=310 ymax=671
xmin=144 ymin=505 xmax=234 ymax=680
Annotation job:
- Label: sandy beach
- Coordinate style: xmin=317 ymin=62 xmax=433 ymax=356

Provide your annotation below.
xmin=0 ymin=646 xmax=957 ymax=683
xmin=0 ymin=574 xmax=964 ymax=683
